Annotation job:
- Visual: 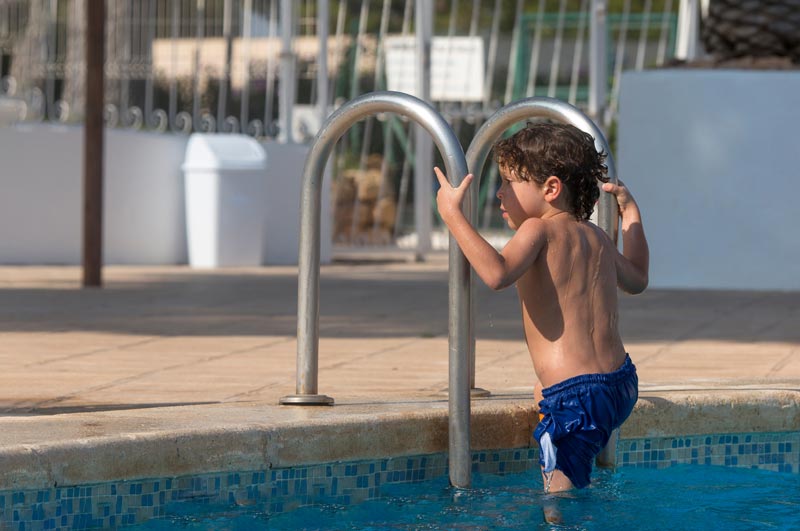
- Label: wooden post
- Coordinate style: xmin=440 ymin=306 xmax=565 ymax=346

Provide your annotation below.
xmin=83 ymin=0 xmax=105 ymax=287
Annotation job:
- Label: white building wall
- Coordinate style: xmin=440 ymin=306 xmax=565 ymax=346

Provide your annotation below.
xmin=0 ymin=126 xmax=189 ymax=264
xmin=617 ymin=70 xmax=800 ymax=290
xmin=0 ymin=125 xmax=330 ymax=266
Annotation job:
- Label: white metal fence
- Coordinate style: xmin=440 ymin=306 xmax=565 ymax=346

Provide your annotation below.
xmin=0 ymin=0 xmax=680 ymax=247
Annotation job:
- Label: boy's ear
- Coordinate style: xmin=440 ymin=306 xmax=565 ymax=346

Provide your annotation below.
xmin=543 ymin=176 xmax=563 ymax=202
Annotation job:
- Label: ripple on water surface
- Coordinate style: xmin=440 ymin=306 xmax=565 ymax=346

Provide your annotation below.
xmin=133 ymin=465 xmax=800 ymax=531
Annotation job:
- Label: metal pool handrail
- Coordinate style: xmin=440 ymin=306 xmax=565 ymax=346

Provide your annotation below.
xmin=463 ymin=96 xmax=619 ymax=394
xmin=279 ymin=91 xmax=473 ymax=489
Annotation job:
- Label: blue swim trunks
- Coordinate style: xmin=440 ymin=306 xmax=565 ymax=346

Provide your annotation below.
xmin=533 ymin=355 xmax=638 ymax=489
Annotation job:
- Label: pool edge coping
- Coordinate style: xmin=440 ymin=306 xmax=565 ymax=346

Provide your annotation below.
xmin=1 ymin=387 xmax=798 ymax=491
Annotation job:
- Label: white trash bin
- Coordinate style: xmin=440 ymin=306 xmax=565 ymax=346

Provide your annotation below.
xmin=182 ymin=134 xmax=268 ymax=267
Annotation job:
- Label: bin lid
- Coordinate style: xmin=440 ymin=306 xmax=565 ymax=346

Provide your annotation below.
xmin=182 ymin=133 xmax=267 ymax=171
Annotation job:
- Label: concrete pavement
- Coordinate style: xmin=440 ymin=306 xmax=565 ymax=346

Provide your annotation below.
xmin=1 ymin=258 xmax=798 ymax=416
xmin=1 ymin=259 xmax=799 ymax=491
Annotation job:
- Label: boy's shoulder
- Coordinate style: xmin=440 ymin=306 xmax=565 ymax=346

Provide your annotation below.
xmin=515 ymin=217 xmax=549 ymax=239
xmin=511 ymin=217 xmax=615 ymax=255
xmin=536 ymin=217 xmax=615 ymax=248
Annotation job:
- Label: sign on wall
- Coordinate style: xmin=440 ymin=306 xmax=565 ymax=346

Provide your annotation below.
xmin=384 ymin=36 xmax=485 ymax=102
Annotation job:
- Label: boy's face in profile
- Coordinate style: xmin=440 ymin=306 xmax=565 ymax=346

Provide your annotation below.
xmin=496 ymin=164 xmax=549 ymax=230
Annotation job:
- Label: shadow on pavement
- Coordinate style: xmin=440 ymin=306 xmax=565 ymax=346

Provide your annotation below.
xmin=1 ymin=267 xmax=798 ymax=343
xmin=0 ymin=401 xmax=220 ymax=416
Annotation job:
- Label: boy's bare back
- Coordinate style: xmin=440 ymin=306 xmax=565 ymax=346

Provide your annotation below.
xmin=517 ymin=215 xmax=625 ymax=388
xmin=433 ymin=122 xmax=647 ymax=389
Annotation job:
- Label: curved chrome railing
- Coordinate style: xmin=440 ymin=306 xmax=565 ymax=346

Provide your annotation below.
xmin=279 ymin=91 xmax=473 ymax=489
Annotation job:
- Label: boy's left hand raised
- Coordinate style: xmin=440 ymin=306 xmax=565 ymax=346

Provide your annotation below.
xmin=434 ymin=167 xmax=473 ymax=222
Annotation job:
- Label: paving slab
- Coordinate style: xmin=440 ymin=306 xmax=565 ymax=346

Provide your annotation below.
xmin=1 ymin=261 xmax=799 ymax=414
xmin=0 ymin=261 xmax=798 ymax=491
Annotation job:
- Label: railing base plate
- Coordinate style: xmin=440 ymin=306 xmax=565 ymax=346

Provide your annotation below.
xmin=470 ymin=387 xmax=491 ymax=398
xmin=279 ymin=394 xmax=335 ymax=406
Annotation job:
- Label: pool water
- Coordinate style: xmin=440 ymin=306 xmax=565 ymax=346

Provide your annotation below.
xmin=132 ymin=465 xmax=799 ymax=530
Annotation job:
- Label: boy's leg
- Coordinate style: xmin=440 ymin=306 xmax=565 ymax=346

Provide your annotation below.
xmin=541 ymin=467 xmax=573 ymax=493
xmin=534 ymin=380 xmax=572 ymax=525
xmin=535 ymin=381 xmax=574 ymax=493
xmin=540 ymin=468 xmax=571 ymax=524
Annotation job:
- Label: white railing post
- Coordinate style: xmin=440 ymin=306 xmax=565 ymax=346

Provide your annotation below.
xmin=589 ymin=0 xmax=608 ymax=127
xmin=279 ymin=0 xmax=295 ymax=143
xmin=316 ymin=0 xmax=329 ymax=126
xmin=676 ymin=0 xmax=701 ymax=61
xmin=413 ymin=0 xmax=433 ymax=259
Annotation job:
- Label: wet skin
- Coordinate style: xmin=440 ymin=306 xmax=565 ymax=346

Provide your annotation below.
xmin=434 ymin=166 xmax=649 ymax=493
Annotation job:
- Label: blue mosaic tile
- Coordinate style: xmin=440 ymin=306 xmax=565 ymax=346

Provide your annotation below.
xmin=620 ymin=431 xmax=799 ymax=474
xmin=2 ymin=431 xmax=797 ymax=530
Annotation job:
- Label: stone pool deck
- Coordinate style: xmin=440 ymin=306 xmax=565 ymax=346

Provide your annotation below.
xmin=1 ymin=259 xmax=799 ymax=488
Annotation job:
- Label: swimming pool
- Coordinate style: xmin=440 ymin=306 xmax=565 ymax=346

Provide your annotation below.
xmin=2 ymin=430 xmax=797 ymax=530
xmin=130 ymin=464 xmax=799 ymax=530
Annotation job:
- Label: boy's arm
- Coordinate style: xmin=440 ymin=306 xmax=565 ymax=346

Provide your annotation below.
xmin=602 ymin=182 xmax=649 ymax=294
xmin=435 ymin=167 xmax=546 ymax=290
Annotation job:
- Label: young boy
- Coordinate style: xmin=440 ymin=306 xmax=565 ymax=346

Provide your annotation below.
xmin=434 ymin=122 xmax=649 ymax=494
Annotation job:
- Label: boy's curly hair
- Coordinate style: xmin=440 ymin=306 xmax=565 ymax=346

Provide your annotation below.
xmin=492 ymin=122 xmax=608 ymax=221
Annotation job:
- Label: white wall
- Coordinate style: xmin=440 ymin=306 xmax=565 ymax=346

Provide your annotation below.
xmin=0 ymin=125 xmax=189 ymax=264
xmin=0 ymin=125 xmax=331 ymax=265
xmin=618 ymin=70 xmax=800 ymax=290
